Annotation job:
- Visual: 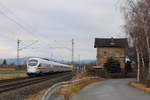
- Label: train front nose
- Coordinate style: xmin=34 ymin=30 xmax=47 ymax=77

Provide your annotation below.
xmin=27 ymin=67 xmax=37 ymax=73
xmin=27 ymin=59 xmax=39 ymax=74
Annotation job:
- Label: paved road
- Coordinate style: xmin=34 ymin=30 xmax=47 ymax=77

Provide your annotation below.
xmin=72 ymin=79 xmax=150 ymax=100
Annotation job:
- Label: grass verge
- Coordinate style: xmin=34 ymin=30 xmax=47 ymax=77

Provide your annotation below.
xmin=130 ymin=82 xmax=150 ymax=93
xmin=57 ymin=78 xmax=104 ymax=100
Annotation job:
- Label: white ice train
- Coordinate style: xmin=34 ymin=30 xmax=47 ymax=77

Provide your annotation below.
xmin=27 ymin=58 xmax=73 ymax=76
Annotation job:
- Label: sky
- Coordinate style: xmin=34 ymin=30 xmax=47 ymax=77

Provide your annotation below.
xmin=0 ymin=0 xmax=125 ymax=61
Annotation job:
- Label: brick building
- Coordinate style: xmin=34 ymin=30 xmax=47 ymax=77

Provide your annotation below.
xmin=94 ymin=38 xmax=128 ymax=71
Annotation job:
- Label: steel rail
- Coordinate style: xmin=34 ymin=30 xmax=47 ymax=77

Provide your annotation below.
xmin=0 ymin=72 xmax=72 ymax=93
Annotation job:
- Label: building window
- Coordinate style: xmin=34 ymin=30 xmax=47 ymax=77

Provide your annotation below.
xmin=115 ymin=51 xmax=120 ymax=57
xmin=104 ymin=51 xmax=107 ymax=57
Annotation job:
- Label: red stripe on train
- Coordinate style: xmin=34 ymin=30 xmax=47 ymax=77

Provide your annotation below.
xmin=37 ymin=68 xmax=49 ymax=70
xmin=37 ymin=68 xmax=69 ymax=70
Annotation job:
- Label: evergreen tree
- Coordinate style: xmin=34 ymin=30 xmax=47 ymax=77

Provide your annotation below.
xmin=2 ymin=59 xmax=7 ymax=65
xmin=104 ymin=57 xmax=121 ymax=73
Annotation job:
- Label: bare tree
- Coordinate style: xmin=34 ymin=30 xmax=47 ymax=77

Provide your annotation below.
xmin=123 ymin=0 xmax=150 ymax=86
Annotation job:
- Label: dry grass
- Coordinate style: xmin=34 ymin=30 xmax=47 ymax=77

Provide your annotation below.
xmin=0 ymin=74 xmax=28 ymax=80
xmin=72 ymin=72 xmax=93 ymax=80
xmin=20 ymin=72 xmax=103 ymax=100
xmin=56 ymin=72 xmax=105 ymax=100
xmin=23 ymin=89 xmax=47 ymax=100
xmin=130 ymin=82 xmax=150 ymax=93
xmin=58 ymin=78 xmax=104 ymax=95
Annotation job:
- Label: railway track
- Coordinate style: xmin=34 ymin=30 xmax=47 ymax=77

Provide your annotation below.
xmin=0 ymin=72 xmax=73 ymax=93
xmin=0 ymin=77 xmax=29 ymax=84
xmin=0 ymin=72 xmax=59 ymax=84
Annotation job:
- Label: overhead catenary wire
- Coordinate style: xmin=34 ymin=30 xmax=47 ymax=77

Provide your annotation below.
xmin=0 ymin=1 xmax=39 ymax=39
xmin=0 ymin=10 xmax=31 ymax=35
xmin=0 ymin=1 xmax=77 ymax=62
xmin=0 ymin=1 xmax=37 ymax=35
xmin=19 ymin=40 xmax=39 ymax=50
xmin=0 ymin=1 xmax=67 ymax=46
xmin=0 ymin=2 xmax=47 ymax=51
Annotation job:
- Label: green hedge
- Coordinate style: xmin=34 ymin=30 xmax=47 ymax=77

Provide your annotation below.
xmin=87 ymin=68 xmax=125 ymax=78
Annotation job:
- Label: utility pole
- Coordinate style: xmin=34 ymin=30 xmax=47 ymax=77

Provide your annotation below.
xmin=50 ymin=53 xmax=53 ymax=60
xmin=79 ymin=54 xmax=81 ymax=72
xmin=17 ymin=39 xmax=20 ymax=66
xmin=16 ymin=39 xmax=38 ymax=66
xmin=72 ymin=38 xmax=74 ymax=67
xmin=79 ymin=54 xmax=80 ymax=65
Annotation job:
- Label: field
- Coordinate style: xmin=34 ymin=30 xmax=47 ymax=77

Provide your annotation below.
xmin=0 ymin=70 xmax=27 ymax=80
xmin=0 ymin=67 xmax=16 ymax=71
xmin=0 ymin=70 xmax=26 ymax=74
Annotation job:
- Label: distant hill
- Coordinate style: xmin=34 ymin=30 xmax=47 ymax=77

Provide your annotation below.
xmin=74 ymin=59 xmax=96 ymax=64
xmin=0 ymin=57 xmax=96 ymax=65
xmin=0 ymin=57 xmax=30 ymax=65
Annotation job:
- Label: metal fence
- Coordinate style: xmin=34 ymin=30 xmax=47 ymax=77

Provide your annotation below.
xmin=42 ymin=77 xmax=98 ymax=100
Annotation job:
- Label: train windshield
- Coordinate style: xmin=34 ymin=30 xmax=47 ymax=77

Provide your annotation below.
xmin=28 ymin=60 xmax=38 ymax=66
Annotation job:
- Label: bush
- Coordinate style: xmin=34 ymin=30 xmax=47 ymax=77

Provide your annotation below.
xmin=104 ymin=57 xmax=121 ymax=73
xmin=86 ymin=66 xmax=105 ymax=77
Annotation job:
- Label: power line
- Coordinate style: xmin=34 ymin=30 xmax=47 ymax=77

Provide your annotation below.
xmin=0 ymin=1 xmax=68 ymax=48
xmin=0 ymin=2 xmax=77 ymax=62
xmin=20 ymin=40 xmax=38 ymax=50
xmin=0 ymin=1 xmax=36 ymax=33
xmin=0 ymin=10 xmax=30 ymax=34
xmin=0 ymin=2 xmax=56 ymax=57
xmin=0 ymin=1 xmax=41 ymax=41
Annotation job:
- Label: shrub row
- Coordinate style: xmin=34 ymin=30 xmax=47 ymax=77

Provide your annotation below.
xmin=87 ymin=67 xmax=137 ymax=78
